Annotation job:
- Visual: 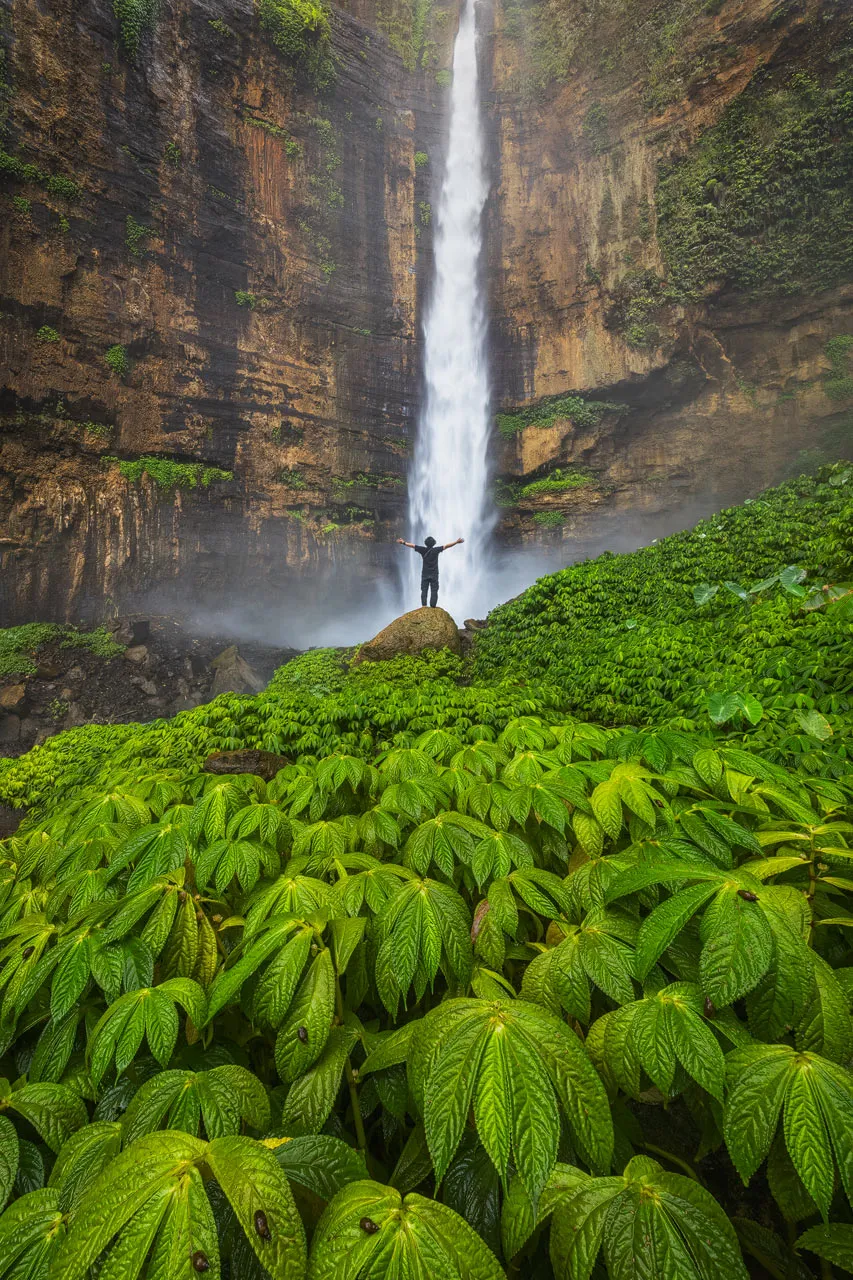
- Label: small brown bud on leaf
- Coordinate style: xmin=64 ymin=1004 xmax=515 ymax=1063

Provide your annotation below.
xmin=737 ymin=889 xmax=758 ymax=902
xmin=22 ymin=946 xmax=34 ymax=959
xmin=297 ymin=1026 xmax=308 ymax=1043
xmin=360 ymin=1217 xmax=379 ymax=1234
xmin=254 ymin=1210 xmax=271 ymax=1240
xmin=191 ymin=1251 xmax=210 ymax=1272
xmin=703 ymin=997 xmax=715 ymax=1018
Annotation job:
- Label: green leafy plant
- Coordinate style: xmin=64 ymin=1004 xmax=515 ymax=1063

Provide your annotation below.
xmin=102 ymin=455 xmax=233 ymax=489
xmin=104 ymin=345 xmax=129 ymax=378
xmin=124 ymin=215 xmax=149 ymax=258
xmin=35 ymin=326 xmax=60 ymax=344
xmin=112 ymin=0 xmax=157 ymax=58
xmin=2 ymin=470 xmax=853 ymax=1278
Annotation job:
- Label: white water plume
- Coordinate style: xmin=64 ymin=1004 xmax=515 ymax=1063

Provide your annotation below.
xmin=406 ymin=0 xmax=493 ymax=621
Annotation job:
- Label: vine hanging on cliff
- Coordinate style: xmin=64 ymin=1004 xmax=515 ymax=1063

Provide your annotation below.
xmin=113 ymin=0 xmax=158 ymax=58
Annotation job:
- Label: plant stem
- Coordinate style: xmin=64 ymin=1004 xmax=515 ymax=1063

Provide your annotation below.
xmin=641 ymin=1143 xmax=703 ymax=1184
xmin=336 ymin=972 xmax=368 ymax=1152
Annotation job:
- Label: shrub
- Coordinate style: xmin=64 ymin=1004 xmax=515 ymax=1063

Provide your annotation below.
xmin=496 ymin=393 xmax=624 ymax=437
xmin=125 ymin=214 xmax=149 ymax=257
xmin=103 ymin=454 xmax=233 ymax=489
xmin=257 ymin=0 xmax=334 ymax=88
xmin=414 ymin=149 xmax=429 ymax=167
xmin=235 ymin=290 xmax=257 ymax=308
xmin=105 ymin=344 xmax=129 ymax=377
xmin=35 ymin=325 xmax=60 ymax=344
xmin=518 ymin=468 xmax=594 ymax=497
xmin=113 ymin=0 xmax=157 ymax=57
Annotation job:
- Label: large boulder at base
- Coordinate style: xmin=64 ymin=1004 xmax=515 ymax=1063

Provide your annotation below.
xmin=352 ymin=607 xmax=462 ymax=665
xmin=203 ymin=749 xmax=290 ymax=781
xmin=209 ymin=646 xmax=266 ymax=696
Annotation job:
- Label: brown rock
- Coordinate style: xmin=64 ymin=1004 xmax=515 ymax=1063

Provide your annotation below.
xmin=352 ymin=607 xmax=463 ymax=665
xmin=0 ymin=684 xmax=27 ymax=713
xmin=209 ymin=646 xmax=266 ymax=696
xmin=203 ymin=749 xmax=290 ymax=781
xmin=464 ymin=618 xmax=487 ymax=631
xmin=124 ymin=646 xmax=149 ymax=665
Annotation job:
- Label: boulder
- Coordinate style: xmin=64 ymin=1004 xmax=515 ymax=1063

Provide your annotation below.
xmin=124 ymin=645 xmax=149 ymax=665
xmin=203 ymin=749 xmax=290 ymax=781
xmin=464 ymin=618 xmax=487 ymax=631
xmin=209 ymin=646 xmax=266 ymax=696
xmin=352 ymin=607 xmax=462 ymax=665
xmin=0 ymin=683 xmax=28 ymax=714
xmin=113 ymin=618 xmax=151 ymax=647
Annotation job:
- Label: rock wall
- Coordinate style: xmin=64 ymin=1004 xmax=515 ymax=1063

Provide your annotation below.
xmin=0 ymin=0 xmax=454 ymax=624
xmin=485 ymin=0 xmax=853 ymax=551
xmin=2 ymin=0 xmax=852 ymax=622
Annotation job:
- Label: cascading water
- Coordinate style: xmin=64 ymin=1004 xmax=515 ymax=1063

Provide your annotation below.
xmin=406 ymin=0 xmax=492 ymax=621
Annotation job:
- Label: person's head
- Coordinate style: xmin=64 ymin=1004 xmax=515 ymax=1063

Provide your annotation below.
xmin=424 ymin=536 xmax=436 ymax=548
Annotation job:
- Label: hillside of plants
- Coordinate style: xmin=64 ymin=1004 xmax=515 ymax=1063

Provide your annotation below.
xmin=1 ymin=465 xmax=853 ymax=1279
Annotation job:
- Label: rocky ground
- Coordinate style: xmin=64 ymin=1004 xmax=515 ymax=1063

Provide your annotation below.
xmin=0 ymin=615 xmax=299 ymax=760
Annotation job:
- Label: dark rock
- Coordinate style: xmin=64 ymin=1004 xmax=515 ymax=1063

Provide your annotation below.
xmin=464 ymin=618 xmax=487 ymax=631
xmin=209 ymin=646 xmax=265 ymax=696
xmin=352 ymin=607 xmax=462 ymax=665
xmin=65 ymin=666 xmax=85 ymax=682
xmin=0 ymin=803 xmax=25 ymax=838
xmin=113 ymin=618 xmax=151 ymax=647
xmin=0 ymin=714 xmax=21 ymax=744
xmin=0 ymin=684 xmax=28 ymax=714
xmin=36 ymin=660 xmax=62 ymax=679
xmin=203 ymin=749 xmax=290 ymax=781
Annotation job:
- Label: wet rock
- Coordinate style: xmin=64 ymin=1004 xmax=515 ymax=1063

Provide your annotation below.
xmin=138 ymin=679 xmax=159 ymax=697
xmin=204 ymin=749 xmax=290 ymax=781
xmin=113 ymin=618 xmax=151 ymax=647
xmin=209 ymin=646 xmax=265 ymax=696
xmin=34 ymin=726 xmax=57 ymax=746
xmin=352 ymin=607 xmax=463 ymax=665
xmin=0 ymin=804 xmax=25 ymax=837
xmin=0 ymin=684 xmax=28 ymax=714
xmin=0 ymin=714 xmax=21 ymax=744
xmin=124 ymin=646 xmax=149 ymax=665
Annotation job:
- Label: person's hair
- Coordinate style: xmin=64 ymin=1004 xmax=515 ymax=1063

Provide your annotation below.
xmin=424 ymin=536 xmax=436 ymax=547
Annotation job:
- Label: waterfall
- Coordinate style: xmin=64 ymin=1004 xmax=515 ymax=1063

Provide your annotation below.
xmin=406 ymin=0 xmax=492 ymax=621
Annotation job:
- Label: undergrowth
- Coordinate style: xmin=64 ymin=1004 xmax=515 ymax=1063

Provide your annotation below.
xmin=0 ymin=625 xmax=124 ymax=680
xmin=2 ymin=467 xmax=853 ymax=1279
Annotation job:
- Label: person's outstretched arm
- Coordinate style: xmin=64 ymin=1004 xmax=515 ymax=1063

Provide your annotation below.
xmin=443 ymin=537 xmax=465 ymax=549
xmin=396 ymin=539 xmax=416 ymax=549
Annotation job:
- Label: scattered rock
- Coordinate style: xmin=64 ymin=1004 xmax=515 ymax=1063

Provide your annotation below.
xmin=34 ymin=726 xmax=57 ymax=746
xmin=0 ymin=684 xmax=28 ymax=714
xmin=203 ymin=749 xmax=290 ymax=781
xmin=352 ymin=607 xmax=463 ymax=665
xmin=36 ymin=660 xmax=62 ymax=679
xmin=60 ymin=687 xmax=75 ymax=701
xmin=64 ymin=703 xmax=88 ymax=728
xmin=0 ymin=715 xmax=21 ymax=744
xmin=209 ymin=646 xmax=266 ymax=696
xmin=65 ymin=666 xmax=85 ymax=682
xmin=124 ymin=646 xmax=149 ymax=665
xmin=138 ymin=678 xmax=159 ymax=697
xmin=464 ymin=618 xmax=487 ymax=631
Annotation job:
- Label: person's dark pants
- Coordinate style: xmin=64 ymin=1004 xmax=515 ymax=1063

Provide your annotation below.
xmin=421 ymin=577 xmax=439 ymax=607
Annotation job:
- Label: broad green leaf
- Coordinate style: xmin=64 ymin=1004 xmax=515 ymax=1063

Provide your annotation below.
xmin=206 ymin=1134 xmax=307 ymax=1280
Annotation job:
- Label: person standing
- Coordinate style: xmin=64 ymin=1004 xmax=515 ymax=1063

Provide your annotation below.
xmin=397 ymin=535 xmax=464 ymax=607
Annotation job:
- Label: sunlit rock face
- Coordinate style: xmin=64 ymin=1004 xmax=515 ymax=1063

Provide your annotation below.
xmin=2 ymin=0 xmax=852 ymax=624
xmin=0 ymin=0 xmax=454 ymax=622
xmin=485 ymin=0 xmax=853 ymax=552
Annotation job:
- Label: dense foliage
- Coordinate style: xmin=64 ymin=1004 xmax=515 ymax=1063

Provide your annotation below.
xmin=2 ymin=469 xmax=853 ymax=1278
xmin=477 ymin=466 xmax=853 ymax=743
xmin=0 ymin=628 xmax=124 ymax=682
xmin=657 ymin=63 xmax=853 ymax=300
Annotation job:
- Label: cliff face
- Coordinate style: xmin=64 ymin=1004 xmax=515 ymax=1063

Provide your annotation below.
xmin=0 ymin=0 xmax=452 ymax=624
xmin=486 ymin=0 xmax=853 ymax=551
xmin=2 ymin=0 xmax=852 ymax=625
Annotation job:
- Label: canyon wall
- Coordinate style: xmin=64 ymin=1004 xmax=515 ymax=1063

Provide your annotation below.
xmin=0 ymin=0 xmax=453 ymax=625
xmin=1 ymin=0 xmax=852 ymax=624
xmin=486 ymin=0 xmax=853 ymax=552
